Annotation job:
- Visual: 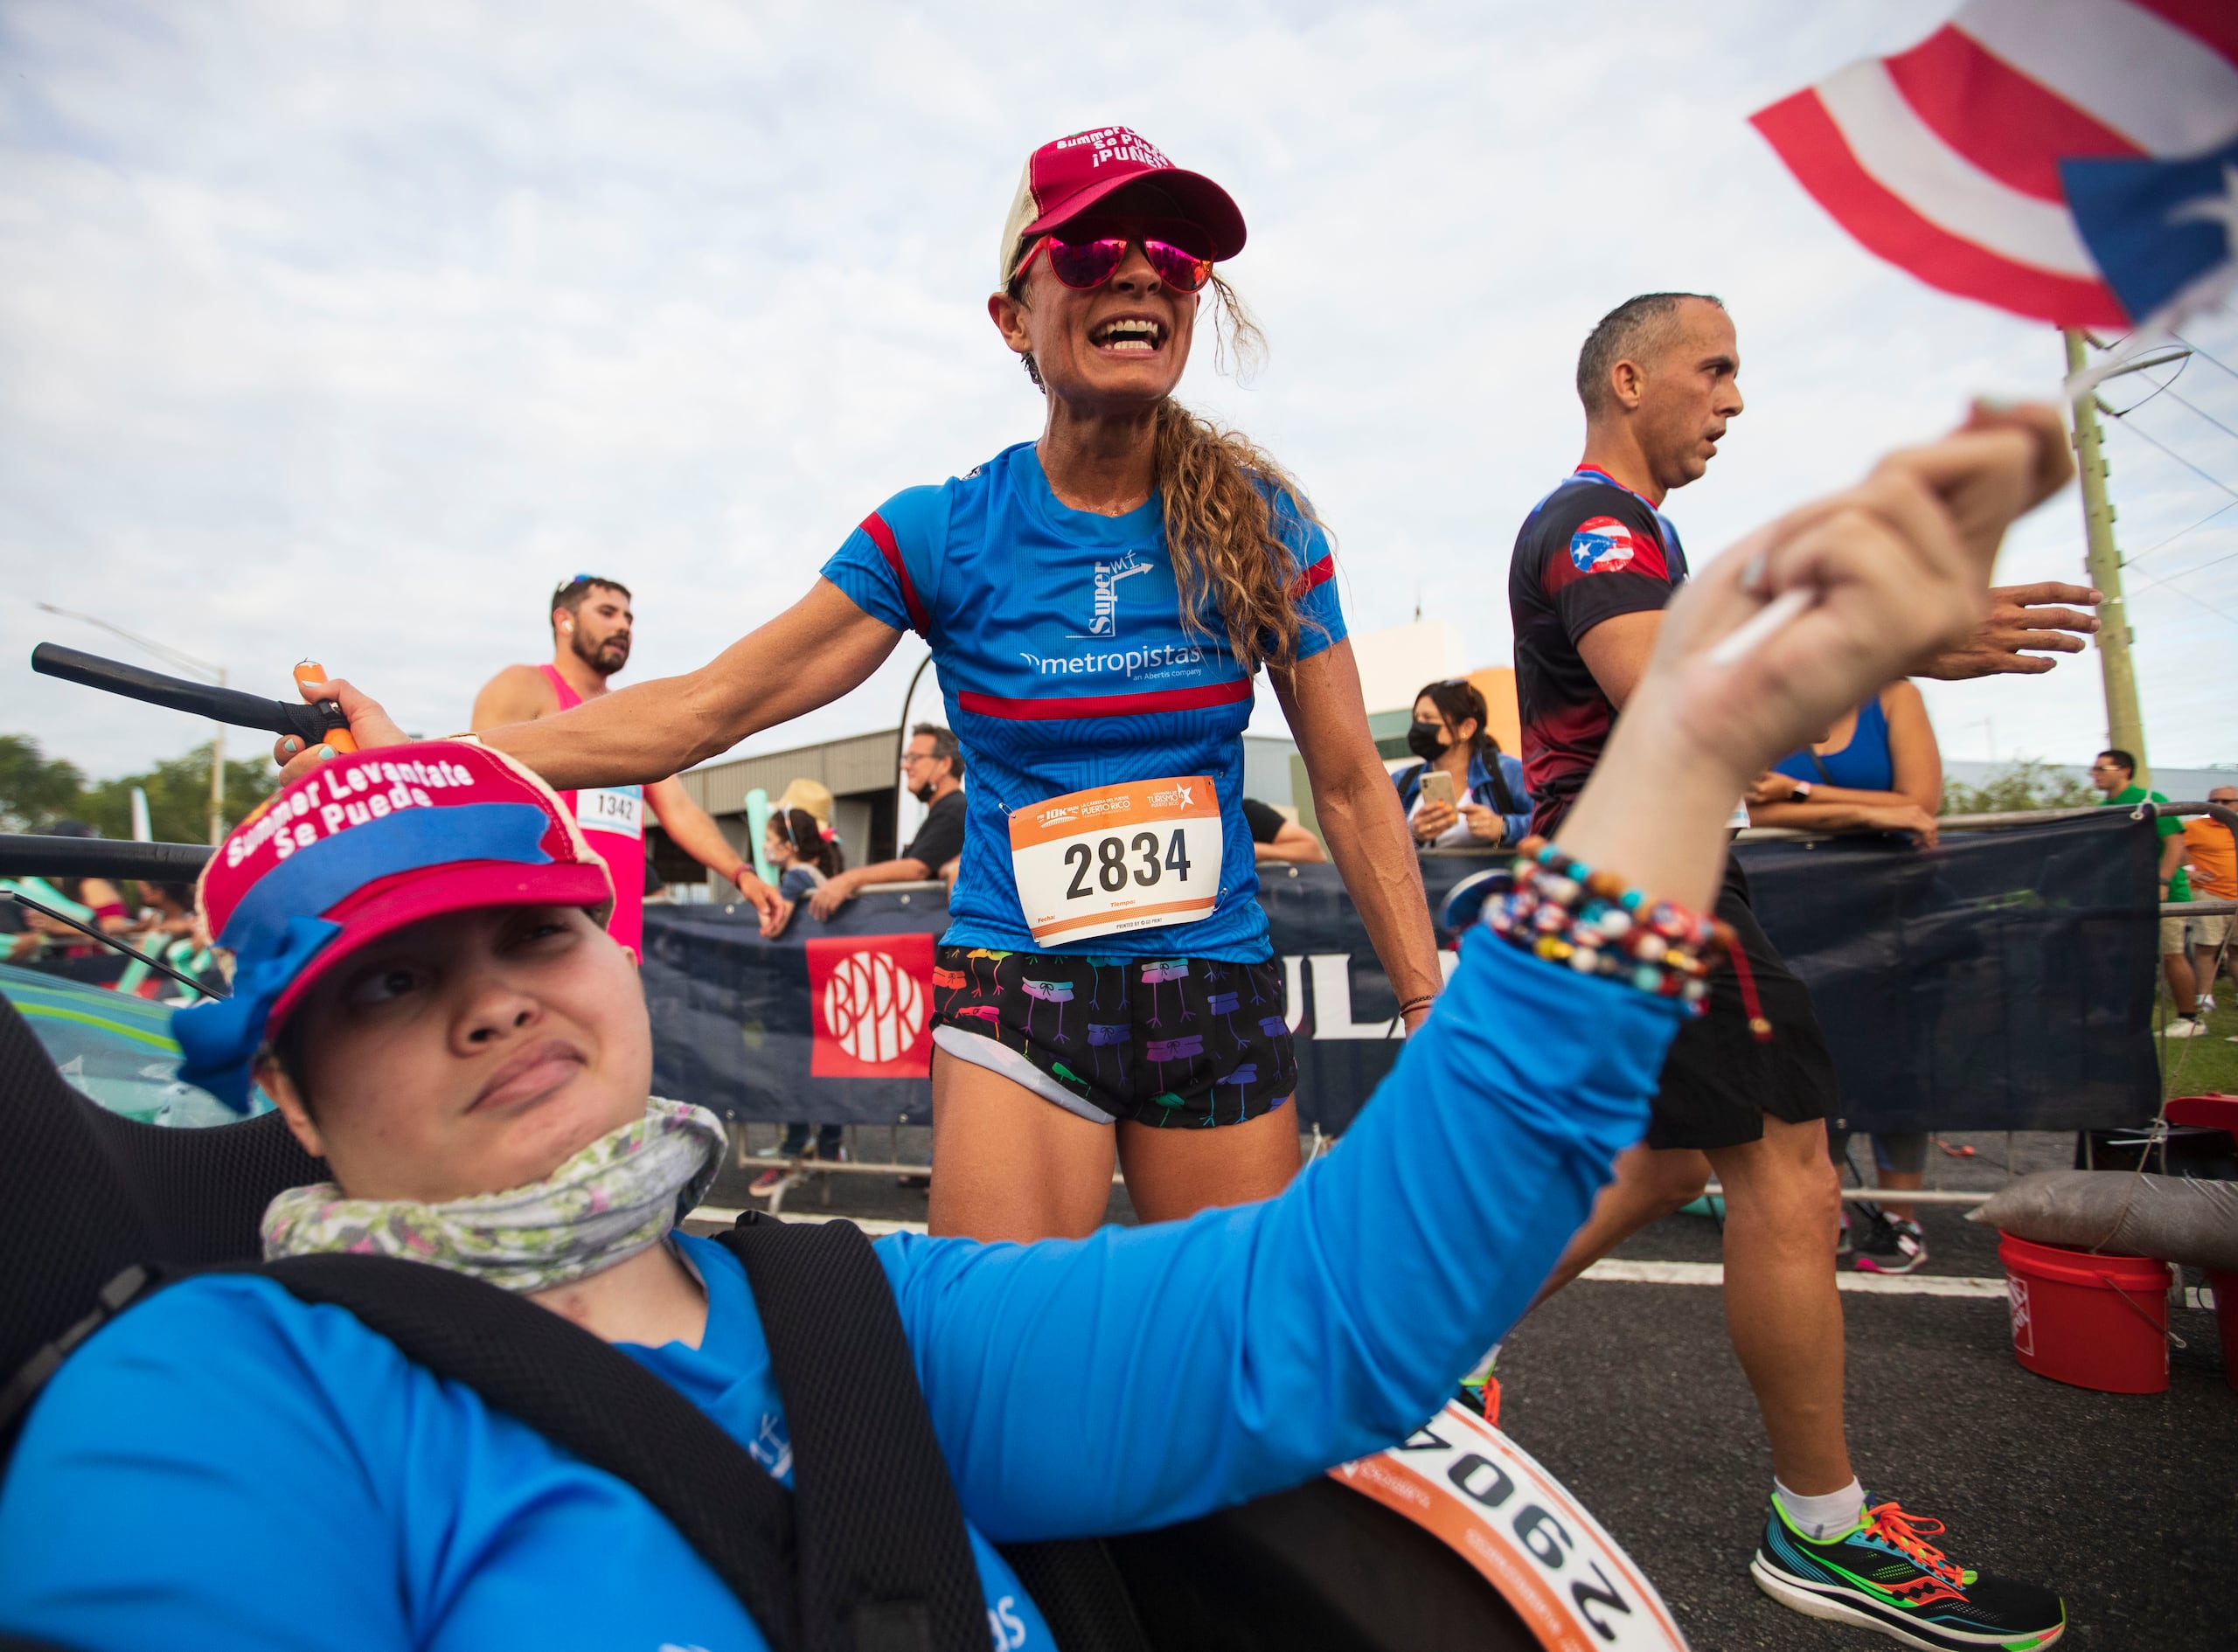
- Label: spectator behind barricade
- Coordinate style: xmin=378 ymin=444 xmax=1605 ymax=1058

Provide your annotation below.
xmin=807 ymin=725 xmax=965 ymax=920
xmin=2091 ymin=748 xmax=2205 ymax=1038
xmin=2183 ymin=782 xmax=2235 ymax=1020
xmin=1745 ymin=681 xmax=1941 ymax=846
xmin=113 ymin=880 xmax=219 ymax=1003
xmin=1748 ymin=682 xmax=1943 ymax=1272
xmin=4 ymin=821 xmax=132 ymax=979
xmin=1394 ymin=678 xmax=1531 ymax=850
xmin=1241 ymin=797 xmax=1325 ymax=864
xmin=761 ymin=808 xmax=844 ymax=937
xmin=132 ymin=882 xmax=198 ymax=943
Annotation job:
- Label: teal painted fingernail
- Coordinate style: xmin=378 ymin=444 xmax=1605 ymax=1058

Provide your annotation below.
xmin=281 ymin=738 xmax=301 ymax=754
xmin=316 ymin=745 xmax=335 ymax=760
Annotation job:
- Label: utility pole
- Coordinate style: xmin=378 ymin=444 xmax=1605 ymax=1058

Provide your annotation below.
xmin=2062 ymin=329 xmax=2148 ymax=781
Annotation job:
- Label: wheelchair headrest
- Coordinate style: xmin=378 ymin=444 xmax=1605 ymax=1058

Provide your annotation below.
xmin=0 ymin=994 xmax=325 ymax=1406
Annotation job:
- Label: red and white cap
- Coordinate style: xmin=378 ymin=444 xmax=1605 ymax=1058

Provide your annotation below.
xmin=997 ymin=126 xmax=1247 ymax=289
xmin=175 ymin=740 xmax=615 ymax=1107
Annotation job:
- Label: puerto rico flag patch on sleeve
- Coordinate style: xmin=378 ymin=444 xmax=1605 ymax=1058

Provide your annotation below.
xmin=1568 ymin=517 xmax=1638 ymax=573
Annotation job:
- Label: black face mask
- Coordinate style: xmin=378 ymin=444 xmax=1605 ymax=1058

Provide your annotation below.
xmin=1406 ymin=721 xmax=1449 ymax=762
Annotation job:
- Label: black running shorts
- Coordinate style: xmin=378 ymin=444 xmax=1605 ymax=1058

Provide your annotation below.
xmin=930 ymin=947 xmax=1297 ymax=1128
xmin=1649 ymin=857 xmax=1838 ymax=1151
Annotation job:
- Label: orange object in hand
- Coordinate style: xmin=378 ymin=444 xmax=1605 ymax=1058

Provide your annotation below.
xmin=294 ymin=663 xmax=358 ymax=754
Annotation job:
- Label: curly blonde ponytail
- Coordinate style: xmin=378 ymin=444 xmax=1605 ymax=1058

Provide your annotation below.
xmin=1152 ymin=397 xmax=1324 ymax=674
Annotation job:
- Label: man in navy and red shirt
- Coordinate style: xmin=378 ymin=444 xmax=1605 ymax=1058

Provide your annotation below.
xmin=1510 ymin=445 xmax=1692 ymax=836
xmin=1505 ymin=293 xmax=2090 ymax=1645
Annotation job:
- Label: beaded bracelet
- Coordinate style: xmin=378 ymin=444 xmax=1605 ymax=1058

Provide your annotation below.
xmin=1483 ymin=836 xmax=1732 ymax=1012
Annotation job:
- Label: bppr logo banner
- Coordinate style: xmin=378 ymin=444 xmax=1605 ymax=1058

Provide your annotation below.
xmin=806 ymin=934 xmax=935 ymax=1079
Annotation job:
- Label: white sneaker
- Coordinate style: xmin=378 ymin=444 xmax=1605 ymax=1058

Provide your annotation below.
xmin=2162 ymin=1017 xmax=2211 ymax=1038
xmin=2199 ymin=995 xmax=2216 ymax=1014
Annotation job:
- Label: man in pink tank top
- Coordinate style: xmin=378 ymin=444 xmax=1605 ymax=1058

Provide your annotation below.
xmin=470 ymin=575 xmax=782 ymax=961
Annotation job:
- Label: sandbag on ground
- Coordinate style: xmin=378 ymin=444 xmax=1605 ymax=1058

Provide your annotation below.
xmin=1971 ymin=1170 xmax=2238 ymax=1273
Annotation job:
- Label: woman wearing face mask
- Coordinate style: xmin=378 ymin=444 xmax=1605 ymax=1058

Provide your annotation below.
xmin=2 ymin=410 xmax=2077 ymax=1652
xmin=273 ymin=128 xmax=1443 ymax=1246
xmin=1394 ymin=678 xmax=1532 ymax=850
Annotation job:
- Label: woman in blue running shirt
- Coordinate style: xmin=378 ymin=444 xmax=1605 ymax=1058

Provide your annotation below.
xmin=414 ymin=127 xmax=1448 ymax=1242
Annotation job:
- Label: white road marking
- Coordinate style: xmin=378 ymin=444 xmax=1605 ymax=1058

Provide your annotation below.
xmin=1583 ymin=1258 xmax=2009 ymax=1298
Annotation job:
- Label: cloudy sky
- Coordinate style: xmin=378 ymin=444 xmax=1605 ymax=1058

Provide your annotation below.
xmin=3 ymin=0 xmax=2235 ymax=788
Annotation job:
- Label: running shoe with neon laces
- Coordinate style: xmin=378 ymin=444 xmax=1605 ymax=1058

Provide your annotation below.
xmin=1456 ymin=1346 xmax=1501 ymax=1427
xmin=1855 ymin=1215 xmax=1929 ymax=1275
xmin=1753 ymin=1493 xmax=2065 ymax=1649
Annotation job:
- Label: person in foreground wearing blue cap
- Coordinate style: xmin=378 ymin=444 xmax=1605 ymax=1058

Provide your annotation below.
xmin=0 ymin=410 xmax=2071 ymax=1652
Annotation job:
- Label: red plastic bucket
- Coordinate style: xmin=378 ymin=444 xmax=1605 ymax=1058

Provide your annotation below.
xmin=1998 ymin=1233 xmax=2172 ymax=1394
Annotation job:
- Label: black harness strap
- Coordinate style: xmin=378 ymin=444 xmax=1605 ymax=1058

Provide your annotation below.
xmin=254 ymin=1253 xmax=806 ymax=1652
xmin=719 ymin=1213 xmax=988 ymax=1652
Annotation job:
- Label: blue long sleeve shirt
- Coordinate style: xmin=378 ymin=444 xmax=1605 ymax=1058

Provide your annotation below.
xmin=0 ymin=935 xmax=1679 ymax=1651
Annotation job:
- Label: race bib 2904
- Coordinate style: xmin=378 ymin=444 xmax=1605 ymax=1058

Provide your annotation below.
xmin=578 ymin=785 xmax=644 ymax=838
xmin=1008 ymin=776 xmax=1222 ymax=947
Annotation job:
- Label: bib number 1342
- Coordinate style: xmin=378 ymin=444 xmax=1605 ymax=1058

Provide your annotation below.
xmin=1010 ymin=776 xmax=1223 ymax=947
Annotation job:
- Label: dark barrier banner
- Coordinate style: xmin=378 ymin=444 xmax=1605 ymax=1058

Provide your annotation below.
xmin=643 ymin=810 xmax=2162 ymax=1133
xmin=1739 ymin=809 xmax=2160 ymax=1134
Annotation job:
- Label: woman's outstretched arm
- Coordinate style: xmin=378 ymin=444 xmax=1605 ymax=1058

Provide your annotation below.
xmin=477 ymin=581 xmax=902 ymax=789
xmin=886 ymin=406 xmax=2072 ymax=1543
xmin=275 ymin=580 xmax=902 ymax=792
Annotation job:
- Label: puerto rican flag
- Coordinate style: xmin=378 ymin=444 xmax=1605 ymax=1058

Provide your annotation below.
xmin=1568 ymin=517 xmax=1639 ymax=574
xmin=1751 ymin=1 xmax=2238 ymax=328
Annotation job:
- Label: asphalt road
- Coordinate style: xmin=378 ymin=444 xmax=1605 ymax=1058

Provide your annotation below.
xmin=704 ymin=1128 xmax=2235 ymax=1651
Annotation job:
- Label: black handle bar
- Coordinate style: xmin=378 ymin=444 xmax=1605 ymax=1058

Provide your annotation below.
xmin=0 ymin=835 xmax=213 ymax=882
xmin=30 ymin=644 xmax=348 ymax=745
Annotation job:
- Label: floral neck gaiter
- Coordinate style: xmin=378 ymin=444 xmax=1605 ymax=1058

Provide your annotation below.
xmin=261 ymin=1096 xmax=728 ymax=1294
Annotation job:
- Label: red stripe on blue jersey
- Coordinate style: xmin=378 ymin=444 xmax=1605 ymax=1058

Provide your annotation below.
xmin=859 ymin=511 xmax=930 ymax=635
xmin=958 ymin=677 xmax=1255 ymax=721
xmin=1288 ymin=554 xmax=1334 ymax=599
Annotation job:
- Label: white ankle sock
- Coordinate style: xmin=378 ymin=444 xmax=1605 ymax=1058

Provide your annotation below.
xmin=1775 ymin=1477 xmax=1865 ymax=1540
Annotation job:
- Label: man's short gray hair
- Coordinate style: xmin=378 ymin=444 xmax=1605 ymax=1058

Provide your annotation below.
xmin=912 ymin=722 xmax=963 ymax=782
xmin=1575 ymin=292 xmax=1724 ymax=418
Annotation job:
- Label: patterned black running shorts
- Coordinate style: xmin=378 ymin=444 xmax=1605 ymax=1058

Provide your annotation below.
xmin=930 ymin=947 xmax=1297 ymax=1128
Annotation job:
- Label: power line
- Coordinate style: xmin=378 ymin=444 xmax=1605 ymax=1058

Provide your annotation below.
xmin=2127 ymin=498 xmax=2238 ymax=564
xmin=2097 ymin=399 xmax=2238 ymax=503
xmin=2105 ymin=351 xmax=2188 ymax=418
xmin=2129 ymin=561 xmax=2238 ymax=629
xmin=2174 ymin=333 xmax=2238 ymax=384
xmin=2164 ymin=385 xmax=2238 ymax=449
xmin=2130 ymin=547 xmax=2238 ymax=595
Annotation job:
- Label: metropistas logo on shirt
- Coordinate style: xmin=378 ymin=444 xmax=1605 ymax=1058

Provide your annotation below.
xmin=1024 ymin=550 xmax=1206 ymax=680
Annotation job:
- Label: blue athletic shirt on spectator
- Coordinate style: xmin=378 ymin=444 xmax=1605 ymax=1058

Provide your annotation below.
xmin=1771 ymin=691 xmax=1894 ymax=794
xmin=820 ymin=441 xmax=1345 ymax=962
xmin=0 ymin=935 xmax=1677 ymax=1652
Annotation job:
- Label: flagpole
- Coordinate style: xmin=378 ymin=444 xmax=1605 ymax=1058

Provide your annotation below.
xmin=2062 ymin=328 xmax=2149 ymax=783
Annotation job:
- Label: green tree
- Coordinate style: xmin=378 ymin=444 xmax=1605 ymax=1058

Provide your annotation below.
xmin=77 ymin=742 xmax=277 ymax=844
xmin=1941 ymin=759 xmax=2099 ymax=816
xmin=0 ymin=735 xmax=87 ymax=832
